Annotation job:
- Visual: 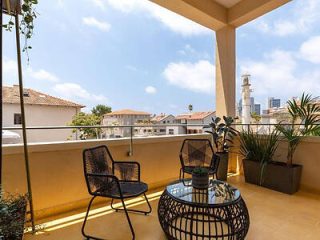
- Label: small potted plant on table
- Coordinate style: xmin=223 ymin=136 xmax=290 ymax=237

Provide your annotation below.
xmin=192 ymin=167 xmax=209 ymax=189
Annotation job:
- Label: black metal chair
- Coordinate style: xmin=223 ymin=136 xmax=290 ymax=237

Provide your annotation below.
xmin=82 ymin=145 xmax=152 ymax=240
xmin=179 ymin=139 xmax=220 ymax=180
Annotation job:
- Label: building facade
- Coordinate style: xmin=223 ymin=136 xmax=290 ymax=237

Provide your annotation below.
xmin=102 ymin=109 xmax=151 ymax=138
xmin=175 ymin=111 xmax=216 ymax=134
xmin=268 ymin=97 xmax=281 ymax=108
xmin=3 ymin=85 xmax=84 ymax=143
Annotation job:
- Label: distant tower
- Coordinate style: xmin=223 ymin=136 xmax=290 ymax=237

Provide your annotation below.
xmin=241 ymin=74 xmax=252 ymax=124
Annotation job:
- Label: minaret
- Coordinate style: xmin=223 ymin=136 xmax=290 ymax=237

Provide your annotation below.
xmin=241 ymin=74 xmax=252 ymax=124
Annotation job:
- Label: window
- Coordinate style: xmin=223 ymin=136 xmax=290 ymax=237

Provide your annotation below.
xmin=160 ymin=129 xmax=166 ymax=133
xmin=169 ymin=129 xmax=174 ymax=135
xmin=14 ymin=113 xmax=22 ymax=125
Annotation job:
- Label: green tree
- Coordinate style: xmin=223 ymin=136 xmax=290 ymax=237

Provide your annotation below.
xmin=251 ymin=112 xmax=261 ymax=123
xmin=69 ymin=112 xmax=101 ymax=139
xmin=91 ymin=105 xmax=112 ymax=118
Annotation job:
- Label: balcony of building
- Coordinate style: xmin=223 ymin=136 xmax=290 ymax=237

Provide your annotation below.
xmin=2 ymin=132 xmax=320 ymax=239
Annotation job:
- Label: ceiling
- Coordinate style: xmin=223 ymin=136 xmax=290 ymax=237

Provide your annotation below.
xmin=214 ymin=0 xmax=242 ymax=8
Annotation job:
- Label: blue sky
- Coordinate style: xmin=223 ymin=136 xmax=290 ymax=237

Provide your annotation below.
xmin=3 ymin=0 xmax=320 ymax=114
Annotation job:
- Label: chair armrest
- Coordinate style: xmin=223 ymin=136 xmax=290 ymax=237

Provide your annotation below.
xmin=113 ymin=161 xmax=140 ymax=181
xmin=85 ymin=173 xmax=122 ymax=196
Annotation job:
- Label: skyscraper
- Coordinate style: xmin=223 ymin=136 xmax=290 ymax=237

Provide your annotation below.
xmin=238 ymin=99 xmax=261 ymax=115
xmin=268 ymin=97 xmax=281 ymax=108
xmin=254 ymin=104 xmax=261 ymax=115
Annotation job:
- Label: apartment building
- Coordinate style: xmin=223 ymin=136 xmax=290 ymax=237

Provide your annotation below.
xmin=3 ymin=85 xmax=84 ymax=143
xmin=102 ymin=109 xmax=151 ymax=138
xmin=175 ymin=111 xmax=216 ymax=134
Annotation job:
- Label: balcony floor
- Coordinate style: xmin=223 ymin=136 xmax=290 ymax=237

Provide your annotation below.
xmin=25 ymin=176 xmax=320 ymax=240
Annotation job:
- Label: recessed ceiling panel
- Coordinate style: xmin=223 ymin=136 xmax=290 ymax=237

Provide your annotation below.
xmin=214 ymin=0 xmax=242 ymax=8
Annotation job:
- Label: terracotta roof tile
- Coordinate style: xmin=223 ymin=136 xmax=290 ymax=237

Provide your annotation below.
xmin=176 ymin=111 xmax=215 ymax=120
xmin=3 ymin=85 xmax=84 ymax=108
xmin=151 ymin=114 xmax=171 ymax=122
xmin=105 ymin=109 xmax=150 ymax=116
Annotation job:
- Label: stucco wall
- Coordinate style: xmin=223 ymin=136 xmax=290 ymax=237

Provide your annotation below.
xmin=2 ymin=134 xmax=210 ymax=221
xmin=3 ymin=103 xmax=79 ymax=143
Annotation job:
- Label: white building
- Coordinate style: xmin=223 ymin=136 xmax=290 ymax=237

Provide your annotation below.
xmin=102 ymin=109 xmax=151 ymax=138
xmin=151 ymin=114 xmax=177 ymax=135
xmin=175 ymin=111 xmax=216 ymax=134
xmin=3 ymin=85 xmax=84 ymax=143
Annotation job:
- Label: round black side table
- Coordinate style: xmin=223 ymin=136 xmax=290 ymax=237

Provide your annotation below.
xmin=158 ymin=179 xmax=250 ymax=240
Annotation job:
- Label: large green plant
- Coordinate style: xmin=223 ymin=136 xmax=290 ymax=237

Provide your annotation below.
xmin=239 ymin=128 xmax=279 ymax=184
xmin=239 ymin=129 xmax=279 ymax=163
xmin=0 ymin=193 xmax=27 ymax=239
xmin=276 ymin=93 xmax=320 ymax=166
xmin=204 ymin=116 xmax=238 ymax=153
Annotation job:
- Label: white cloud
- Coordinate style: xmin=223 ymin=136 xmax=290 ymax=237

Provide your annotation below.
xmin=163 ymin=60 xmax=214 ymax=94
xmin=3 ymin=59 xmax=17 ymax=74
xmin=91 ymin=0 xmax=105 ymax=9
xmin=53 ymin=83 xmax=108 ymax=103
xmin=2 ymin=58 xmax=60 ymax=85
xmin=82 ymin=17 xmax=111 ymax=32
xmin=93 ymin=0 xmax=210 ymax=36
xmin=28 ymin=69 xmax=59 ymax=82
xmin=253 ymin=0 xmax=320 ymax=37
xmin=239 ymin=50 xmax=320 ymax=101
xmin=145 ymin=86 xmax=157 ymax=94
xmin=299 ymin=36 xmax=320 ymax=64
xmin=178 ymin=44 xmax=210 ymax=59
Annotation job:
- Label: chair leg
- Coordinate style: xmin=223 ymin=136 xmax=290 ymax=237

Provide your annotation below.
xmin=120 ymin=198 xmax=135 ymax=240
xmin=111 ymin=193 xmax=152 ymax=215
xmin=81 ymin=196 xmax=104 ymax=240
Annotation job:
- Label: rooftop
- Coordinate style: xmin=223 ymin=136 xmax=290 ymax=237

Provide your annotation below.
xmin=105 ymin=109 xmax=151 ymax=116
xmin=3 ymin=85 xmax=84 ymax=108
xmin=151 ymin=114 xmax=173 ymax=122
xmin=176 ymin=111 xmax=215 ymax=120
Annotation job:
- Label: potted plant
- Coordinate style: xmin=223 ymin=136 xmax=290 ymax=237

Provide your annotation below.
xmin=239 ymin=128 xmax=279 ymax=186
xmin=204 ymin=116 xmax=238 ymax=181
xmin=240 ymin=93 xmax=320 ymax=194
xmin=192 ymin=167 xmax=209 ymax=189
xmin=2 ymin=0 xmax=38 ymax=61
xmin=273 ymin=93 xmax=320 ymax=194
xmin=0 ymin=193 xmax=27 ymax=239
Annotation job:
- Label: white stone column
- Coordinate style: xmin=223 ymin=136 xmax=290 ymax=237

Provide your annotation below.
xmin=215 ymin=25 xmax=236 ymax=118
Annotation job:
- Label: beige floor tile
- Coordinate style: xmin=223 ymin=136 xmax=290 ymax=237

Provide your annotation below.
xmin=24 ymin=176 xmax=320 ymax=240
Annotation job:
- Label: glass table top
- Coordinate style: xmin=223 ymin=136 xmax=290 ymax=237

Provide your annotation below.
xmin=166 ymin=179 xmax=240 ymax=206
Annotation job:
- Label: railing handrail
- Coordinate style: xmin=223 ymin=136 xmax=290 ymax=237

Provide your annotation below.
xmin=3 ymin=122 xmax=320 ymax=130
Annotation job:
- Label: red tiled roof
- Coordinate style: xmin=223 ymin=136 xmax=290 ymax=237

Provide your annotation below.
xmin=105 ymin=109 xmax=150 ymax=116
xmin=151 ymin=114 xmax=171 ymax=122
xmin=176 ymin=111 xmax=215 ymax=120
xmin=3 ymin=85 xmax=84 ymax=108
